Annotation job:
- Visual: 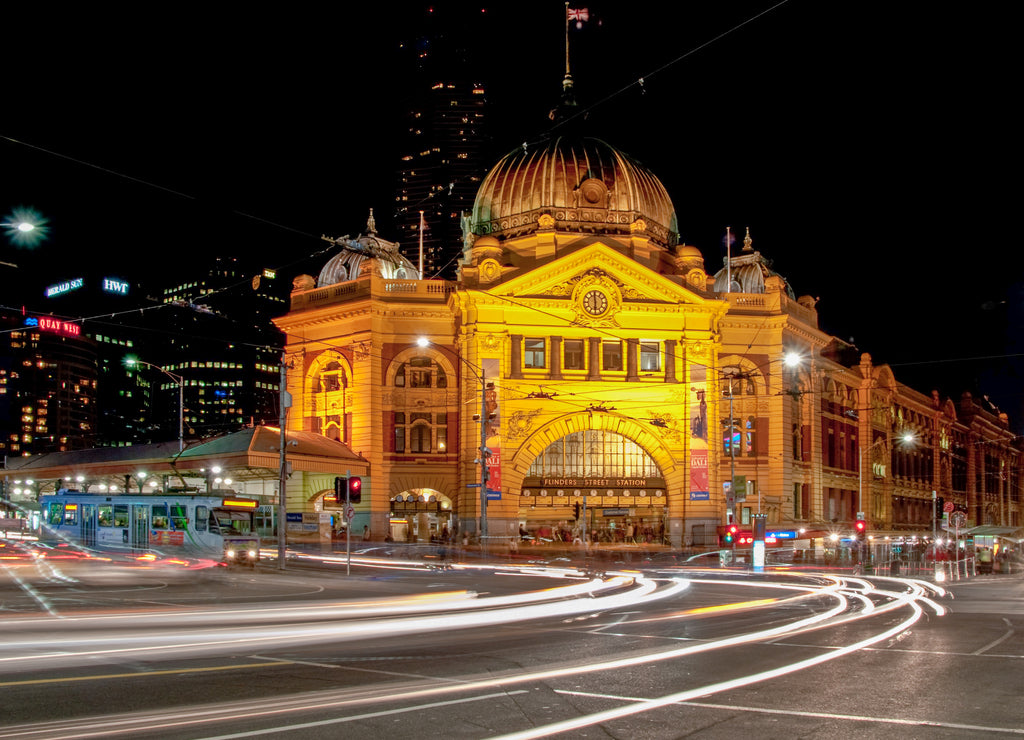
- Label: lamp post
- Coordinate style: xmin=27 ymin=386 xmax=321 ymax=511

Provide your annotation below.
xmin=858 ymin=432 xmax=915 ymax=522
xmin=125 ymin=358 xmax=185 ymax=452
xmin=722 ymin=351 xmax=803 ymax=525
xmin=417 ymin=337 xmax=491 ymax=545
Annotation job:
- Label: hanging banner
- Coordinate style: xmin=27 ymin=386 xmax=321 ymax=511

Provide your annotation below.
xmin=690 ymin=365 xmax=709 ymax=499
xmin=482 ymin=358 xmax=502 ymax=498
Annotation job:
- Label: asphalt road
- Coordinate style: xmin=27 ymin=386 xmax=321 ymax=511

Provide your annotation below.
xmin=1 ymin=551 xmax=1021 ymax=739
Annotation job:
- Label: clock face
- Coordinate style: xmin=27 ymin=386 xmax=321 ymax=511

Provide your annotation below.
xmin=583 ymin=289 xmax=608 ymax=316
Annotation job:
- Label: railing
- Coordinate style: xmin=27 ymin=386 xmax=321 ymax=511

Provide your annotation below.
xmin=291 ymin=278 xmax=455 ymax=309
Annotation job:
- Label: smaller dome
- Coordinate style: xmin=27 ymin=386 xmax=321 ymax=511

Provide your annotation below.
xmin=711 ymin=229 xmax=795 ymax=297
xmin=318 ymin=211 xmax=421 ymax=287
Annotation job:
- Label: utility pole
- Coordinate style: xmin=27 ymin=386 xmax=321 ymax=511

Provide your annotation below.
xmin=277 ymin=353 xmax=291 ymax=571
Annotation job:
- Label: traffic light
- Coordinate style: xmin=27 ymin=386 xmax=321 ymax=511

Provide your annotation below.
xmin=935 ymin=496 xmax=945 ymax=524
xmin=573 ymin=502 xmax=580 ymax=521
xmin=854 ymin=519 xmax=867 ymax=541
xmin=348 ymin=476 xmax=362 ymax=504
xmin=723 ymin=524 xmax=738 ymax=545
xmin=334 ymin=476 xmax=345 ymax=500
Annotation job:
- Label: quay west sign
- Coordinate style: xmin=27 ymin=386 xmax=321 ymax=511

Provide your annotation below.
xmin=24 ymin=316 xmax=82 ymax=338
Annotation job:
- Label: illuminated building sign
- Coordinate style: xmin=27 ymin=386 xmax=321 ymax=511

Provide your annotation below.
xmin=45 ymin=278 xmax=84 ymax=297
xmin=103 ymin=278 xmax=130 ymax=295
xmin=24 ymin=316 xmax=82 ymax=338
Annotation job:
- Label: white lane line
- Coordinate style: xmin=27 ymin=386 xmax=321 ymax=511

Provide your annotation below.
xmin=248 ymin=654 xmax=471 ymax=683
xmin=555 ymin=690 xmax=1024 ymax=735
xmin=1 ymin=565 xmax=60 ymax=617
xmin=973 ymin=617 xmax=1016 ymax=655
xmin=177 ymin=691 xmax=530 ymax=740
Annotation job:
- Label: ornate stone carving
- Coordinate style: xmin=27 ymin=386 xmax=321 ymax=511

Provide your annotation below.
xmin=506 ymin=409 xmax=542 ymax=440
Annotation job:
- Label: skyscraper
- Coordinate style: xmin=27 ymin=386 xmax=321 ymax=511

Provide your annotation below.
xmin=393 ymin=7 xmax=492 ymax=279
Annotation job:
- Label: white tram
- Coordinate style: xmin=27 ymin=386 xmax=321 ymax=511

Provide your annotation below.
xmin=39 ymin=491 xmax=262 ymax=564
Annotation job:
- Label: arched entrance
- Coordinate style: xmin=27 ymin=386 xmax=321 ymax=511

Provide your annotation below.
xmin=519 ymin=429 xmax=668 ymax=545
xmin=389 ymin=488 xmax=454 ymax=543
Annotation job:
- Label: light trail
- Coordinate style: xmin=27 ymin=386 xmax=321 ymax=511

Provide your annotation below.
xmin=0 ymin=575 xmax=686 ymax=671
xmin=0 ymin=572 xmax=948 ymax=740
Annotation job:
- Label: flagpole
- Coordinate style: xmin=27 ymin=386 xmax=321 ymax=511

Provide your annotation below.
xmin=726 ymin=226 xmax=732 ymax=294
xmin=418 ymin=210 xmax=425 ymax=277
xmin=564 ymin=3 xmax=571 ymax=78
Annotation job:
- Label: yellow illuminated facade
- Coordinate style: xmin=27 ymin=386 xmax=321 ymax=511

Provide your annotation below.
xmin=274 ymin=136 xmax=1022 ymax=548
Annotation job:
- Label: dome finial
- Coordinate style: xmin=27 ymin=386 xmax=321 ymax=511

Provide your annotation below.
xmin=743 ymin=226 xmax=754 ymax=252
xmin=366 ymin=208 xmax=377 ymax=235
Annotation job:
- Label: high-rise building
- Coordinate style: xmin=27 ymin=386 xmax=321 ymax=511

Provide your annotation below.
xmin=393 ymin=8 xmax=491 ymax=279
xmin=0 ymin=309 xmax=98 ymax=456
xmin=154 ymin=256 xmax=286 ymax=440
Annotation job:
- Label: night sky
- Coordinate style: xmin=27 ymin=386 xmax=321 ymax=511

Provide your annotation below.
xmin=2 ymin=3 xmax=1019 ymax=424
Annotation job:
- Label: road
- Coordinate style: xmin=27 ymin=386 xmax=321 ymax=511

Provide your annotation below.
xmin=1 ymin=546 xmax=1021 ymax=739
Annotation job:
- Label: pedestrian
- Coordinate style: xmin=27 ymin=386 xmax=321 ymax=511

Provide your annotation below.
xmin=363 ymin=524 xmax=370 ymax=541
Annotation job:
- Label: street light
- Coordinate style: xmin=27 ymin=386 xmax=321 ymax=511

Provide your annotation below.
xmin=125 ymin=357 xmax=185 ymax=452
xmin=417 ymin=337 xmax=492 ymax=545
xmin=723 ymin=351 xmax=804 ymax=523
xmin=858 ymin=432 xmax=915 ymax=523
xmin=2 ymin=207 xmax=48 ymax=257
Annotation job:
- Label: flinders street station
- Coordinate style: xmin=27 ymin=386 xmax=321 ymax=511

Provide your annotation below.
xmin=273 ymin=85 xmax=1021 ymax=551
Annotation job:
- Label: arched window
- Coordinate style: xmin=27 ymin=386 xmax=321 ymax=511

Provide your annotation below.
xmin=527 ymin=430 xmax=661 ymax=479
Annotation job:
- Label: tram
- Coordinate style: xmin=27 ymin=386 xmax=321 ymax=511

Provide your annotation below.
xmin=38 ymin=491 xmax=262 ymax=565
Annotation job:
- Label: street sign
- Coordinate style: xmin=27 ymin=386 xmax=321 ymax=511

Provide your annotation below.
xmin=950 ymin=510 xmax=967 ymax=529
xmin=346 ymin=505 xmax=355 ymax=521
xmin=943 ymin=500 xmax=955 ymax=513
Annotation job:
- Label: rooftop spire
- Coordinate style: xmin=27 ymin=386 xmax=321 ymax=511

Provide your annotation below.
xmin=743 ymin=226 xmax=754 ymax=252
xmin=366 ymin=208 xmax=377 ymax=235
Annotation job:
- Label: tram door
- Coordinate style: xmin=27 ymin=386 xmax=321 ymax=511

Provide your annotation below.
xmin=132 ymin=504 xmax=150 ymax=550
xmin=80 ymin=504 xmax=97 ymax=547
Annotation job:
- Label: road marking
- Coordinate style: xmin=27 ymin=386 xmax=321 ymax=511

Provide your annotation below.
xmin=179 ymin=691 xmax=529 ymax=740
xmin=973 ymin=617 xmax=1016 ymax=655
xmin=555 ymin=690 xmax=1024 ymax=735
xmin=0 ymin=661 xmax=287 ymax=688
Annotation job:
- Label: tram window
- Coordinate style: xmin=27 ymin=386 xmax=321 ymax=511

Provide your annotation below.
xmin=98 ymin=505 xmax=113 ymax=527
xmin=195 ymin=506 xmax=208 ymax=531
xmin=170 ymin=503 xmax=188 ymax=530
xmin=152 ymin=505 xmax=169 ymax=530
xmin=113 ymin=505 xmax=129 ymax=528
xmin=63 ymin=506 xmax=77 ymax=526
xmin=48 ymin=503 xmax=64 ymax=526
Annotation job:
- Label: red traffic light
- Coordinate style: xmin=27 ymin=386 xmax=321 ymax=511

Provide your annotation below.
xmin=854 ymin=520 xmax=866 ymax=532
xmin=348 ymin=476 xmax=362 ymax=504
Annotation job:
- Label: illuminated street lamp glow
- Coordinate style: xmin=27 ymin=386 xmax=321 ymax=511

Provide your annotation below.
xmin=2 ymin=207 xmax=49 ymax=247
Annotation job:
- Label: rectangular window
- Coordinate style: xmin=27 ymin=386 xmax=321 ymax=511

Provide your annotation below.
xmin=170 ymin=503 xmax=188 ymax=530
xmin=602 ymin=340 xmax=623 ymax=371
xmin=395 ymin=427 xmax=406 ymax=453
xmin=411 ymin=424 xmax=431 ymax=453
xmin=113 ymin=505 xmax=129 ymax=527
xmin=437 ymin=426 xmax=447 ymax=452
xmin=195 ymin=505 xmax=208 ymax=531
xmin=152 ymin=505 xmax=169 ymax=530
xmin=98 ymin=504 xmax=113 ymax=527
xmin=640 ymin=342 xmax=661 ymax=371
xmin=63 ymin=504 xmax=78 ymax=526
xmin=563 ymin=339 xmax=584 ymax=370
xmin=48 ymin=503 xmax=64 ymax=526
xmin=524 ymin=338 xmax=546 ymax=369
